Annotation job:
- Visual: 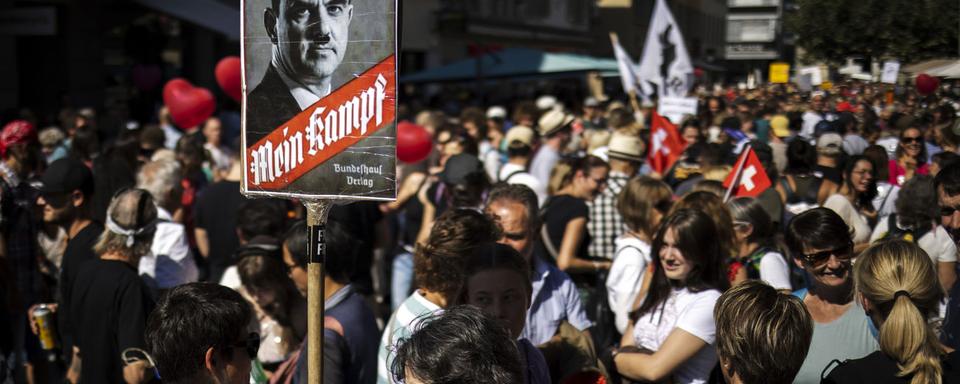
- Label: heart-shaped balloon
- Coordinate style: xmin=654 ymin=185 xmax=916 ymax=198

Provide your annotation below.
xmin=397 ymin=121 xmax=432 ymax=164
xmin=916 ymin=73 xmax=940 ymax=95
xmin=215 ymin=56 xmax=242 ymax=103
xmin=163 ymin=78 xmax=216 ymax=130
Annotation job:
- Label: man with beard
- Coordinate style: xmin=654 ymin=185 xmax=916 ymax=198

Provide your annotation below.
xmin=32 ymin=157 xmax=101 ymax=380
xmin=934 ymin=164 xmax=960 ymax=347
xmin=247 ymin=0 xmax=354 ymax=142
xmin=785 ymin=208 xmax=877 ymax=384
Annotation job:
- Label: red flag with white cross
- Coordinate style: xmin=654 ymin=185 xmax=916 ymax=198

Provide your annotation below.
xmin=647 ymin=110 xmax=685 ymax=174
xmin=723 ymin=147 xmax=771 ymax=199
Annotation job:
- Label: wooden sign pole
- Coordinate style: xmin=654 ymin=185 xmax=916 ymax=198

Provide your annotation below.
xmin=305 ymin=200 xmax=333 ymax=383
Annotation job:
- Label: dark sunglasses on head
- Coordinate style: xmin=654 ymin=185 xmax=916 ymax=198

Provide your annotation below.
xmin=229 ymin=332 xmax=260 ymax=359
xmin=801 ymin=242 xmax=854 ymax=266
xmin=901 ymin=137 xmax=922 ymax=144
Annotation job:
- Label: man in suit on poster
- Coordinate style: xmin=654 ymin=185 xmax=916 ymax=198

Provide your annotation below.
xmin=247 ymin=0 xmax=353 ymax=143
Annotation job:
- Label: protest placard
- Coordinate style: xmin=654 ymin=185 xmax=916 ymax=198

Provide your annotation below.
xmin=658 ymin=96 xmax=698 ymax=123
xmin=769 ymin=62 xmax=789 ymax=83
xmin=241 ymin=0 xmax=397 ymax=201
xmin=881 ymin=61 xmax=900 ymax=84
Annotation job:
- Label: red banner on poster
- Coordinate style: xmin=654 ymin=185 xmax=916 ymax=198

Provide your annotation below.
xmin=245 ymin=55 xmax=396 ymax=191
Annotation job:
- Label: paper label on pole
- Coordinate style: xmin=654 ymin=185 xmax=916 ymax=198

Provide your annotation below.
xmin=241 ymin=0 xmax=397 ymax=201
xmin=658 ymin=96 xmax=698 ymax=123
xmin=769 ymin=62 xmax=789 ymax=83
xmin=881 ymin=61 xmax=900 ymax=84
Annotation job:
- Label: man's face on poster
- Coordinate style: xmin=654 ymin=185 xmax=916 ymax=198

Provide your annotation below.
xmin=268 ymin=0 xmax=353 ymax=83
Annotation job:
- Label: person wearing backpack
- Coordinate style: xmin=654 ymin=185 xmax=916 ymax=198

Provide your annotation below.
xmin=727 ymin=197 xmax=793 ymax=291
xmin=498 ymin=126 xmax=547 ymax=207
xmin=870 ymin=175 xmax=957 ymax=293
xmin=605 ymin=177 xmax=672 ymax=334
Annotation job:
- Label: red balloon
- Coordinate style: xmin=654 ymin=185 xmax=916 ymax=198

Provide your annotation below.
xmin=215 ymin=56 xmax=242 ymax=103
xmin=163 ymin=78 xmax=216 ymax=130
xmin=916 ymin=73 xmax=940 ymax=95
xmin=396 ymin=121 xmax=432 ymax=164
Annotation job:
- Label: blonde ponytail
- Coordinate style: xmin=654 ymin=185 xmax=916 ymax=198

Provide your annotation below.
xmin=856 ymin=240 xmax=946 ymax=384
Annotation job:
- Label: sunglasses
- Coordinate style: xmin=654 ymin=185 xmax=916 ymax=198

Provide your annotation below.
xmin=800 ymin=242 xmax=854 ymax=266
xmin=40 ymin=191 xmax=73 ymax=209
xmin=502 ymin=231 xmax=527 ymax=241
xmin=901 ymin=137 xmax=922 ymax=144
xmin=229 ymin=332 xmax=260 ymax=359
xmin=941 ymin=205 xmax=960 ymax=217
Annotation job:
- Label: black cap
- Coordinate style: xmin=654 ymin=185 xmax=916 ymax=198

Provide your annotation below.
xmin=40 ymin=158 xmax=94 ymax=197
xmin=440 ymin=154 xmax=484 ymax=185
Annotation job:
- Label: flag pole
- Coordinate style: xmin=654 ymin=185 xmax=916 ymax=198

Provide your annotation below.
xmin=628 ymin=91 xmax=643 ymax=116
xmin=723 ymin=144 xmax=752 ymax=203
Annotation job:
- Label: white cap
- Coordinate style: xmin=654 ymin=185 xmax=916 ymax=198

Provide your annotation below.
xmin=486 ymin=106 xmax=507 ymax=120
xmin=536 ymin=95 xmax=558 ymax=111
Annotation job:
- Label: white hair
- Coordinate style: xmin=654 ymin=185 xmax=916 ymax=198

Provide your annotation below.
xmin=136 ymin=159 xmax=181 ymax=208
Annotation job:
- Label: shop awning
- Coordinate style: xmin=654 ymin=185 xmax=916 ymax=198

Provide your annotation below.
xmin=401 ymin=48 xmax=620 ymax=83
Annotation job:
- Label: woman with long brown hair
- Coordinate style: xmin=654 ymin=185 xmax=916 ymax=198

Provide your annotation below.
xmin=612 ymin=209 xmax=728 ymax=383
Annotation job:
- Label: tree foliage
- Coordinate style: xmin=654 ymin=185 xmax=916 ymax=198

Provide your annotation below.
xmin=787 ymin=0 xmax=959 ymax=63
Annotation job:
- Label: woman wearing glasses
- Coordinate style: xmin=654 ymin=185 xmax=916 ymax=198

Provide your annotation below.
xmin=727 ymin=197 xmax=792 ymax=291
xmin=784 ymin=208 xmax=878 ymax=384
xmin=539 ymin=155 xmax=612 ymax=275
xmin=823 ymin=155 xmax=878 ymax=249
xmin=613 ymin=209 xmax=728 ymax=383
xmin=888 ymin=127 xmax=929 ymax=186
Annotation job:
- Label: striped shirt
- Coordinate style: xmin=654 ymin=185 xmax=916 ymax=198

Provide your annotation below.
xmin=587 ymin=171 xmax=631 ymax=259
xmin=377 ymin=290 xmax=442 ymax=383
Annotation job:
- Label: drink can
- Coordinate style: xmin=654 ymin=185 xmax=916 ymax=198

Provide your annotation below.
xmin=33 ymin=304 xmax=57 ymax=351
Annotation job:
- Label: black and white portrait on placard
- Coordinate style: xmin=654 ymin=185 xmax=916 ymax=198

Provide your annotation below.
xmin=242 ymin=0 xmax=397 ymax=199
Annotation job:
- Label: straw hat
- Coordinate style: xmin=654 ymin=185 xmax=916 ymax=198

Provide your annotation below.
xmin=606 ymin=130 xmax=645 ymax=162
xmin=504 ymin=125 xmax=535 ymax=147
xmin=537 ymin=109 xmax=575 ymax=137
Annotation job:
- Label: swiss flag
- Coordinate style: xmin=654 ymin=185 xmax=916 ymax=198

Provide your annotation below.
xmin=723 ymin=147 xmax=771 ymax=198
xmin=647 ymin=111 xmax=685 ymax=174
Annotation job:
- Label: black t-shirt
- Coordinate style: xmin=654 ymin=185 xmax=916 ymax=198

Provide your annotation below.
xmin=194 ymin=180 xmax=244 ymax=283
xmin=824 ymin=350 xmax=960 ymax=384
xmin=69 ymin=259 xmax=154 ymax=384
xmin=814 ymin=164 xmax=843 ymax=185
xmin=537 ymin=194 xmax=591 ymax=265
xmin=57 ymin=221 xmax=103 ymax=356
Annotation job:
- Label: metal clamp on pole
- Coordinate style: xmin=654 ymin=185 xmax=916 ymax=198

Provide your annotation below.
xmin=304 ymin=200 xmax=333 ymax=384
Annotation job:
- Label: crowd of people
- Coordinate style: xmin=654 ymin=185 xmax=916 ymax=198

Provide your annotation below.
xmin=4 ymin=80 xmax=960 ymax=384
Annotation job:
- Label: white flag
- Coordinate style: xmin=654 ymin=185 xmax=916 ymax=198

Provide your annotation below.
xmin=610 ymin=33 xmax=640 ymax=95
xmin=637 ymin=0 xmax=694 ymax=102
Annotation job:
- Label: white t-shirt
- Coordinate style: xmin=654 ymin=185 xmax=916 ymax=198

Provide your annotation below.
xmin=632 ymin=288 xmax=721 ymax=384
xmin=606 ymin=236 xmax=652 ymax=333
xmin=869 ymin=220 xmax=958 ymax=264
xmin=757 ymin=250 xmax=792 ymax=290
xmin=823 ymin=194 xmax=872 ymax=244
